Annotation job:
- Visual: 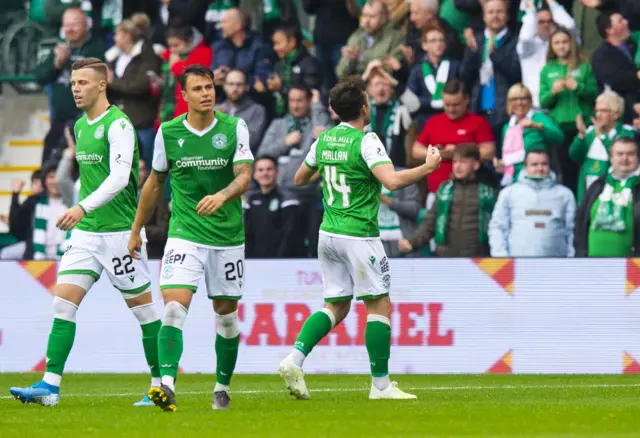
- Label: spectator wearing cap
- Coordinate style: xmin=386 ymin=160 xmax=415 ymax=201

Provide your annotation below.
xmin=413 ymin=79 xmax=496 ymax=193
xmin=489 ymin=148 xmax=575 ymax=257
xmin=244 ymin=156 xmax=303 ymax=258
xmin=517 ymin=0 xmax=576 ymax=109
xmin=105 ymin=13 xmax=162 ymax=163
xmin=570 ymin=91 xmax=636 ymax=203
xmin=460 ymin=0 xmax=522 ymax=145
xmin=259 ymin=85 xmax=330 ymax=257
xmin=216 ymin=69 xmax=267 ymax=153
xmin=407 ymin=21 xmax=461 ymax=131
xmin=591 ymin=11 xmax=640 ymax=124
xmin=399 ymin=144 xmax=496 ymax=257
xmin=540 ymin=26 xmax=598 ymax=196
xmin=259 ymin=25 xmax=323 ymax=116
xmin=336 ymin=1 xmax=405 ymax=79
xmin=575 ymin=137 xmax=640 ymax=257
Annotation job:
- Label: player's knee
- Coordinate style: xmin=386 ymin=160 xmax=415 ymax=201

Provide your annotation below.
xmin=52 ymin=297 xmax=79 ymax=323
xmin=326 ymin=301 xmax=351 ymax=323
xmin=215 ymin=310 xmax=240 ymax=339
xmin=364 ymin=294 xmax=391 ymax=318
xmin=131 ymin=302 xmax=160 ymax=325
xmin=163 ymin=301 xmax=188 ymax=330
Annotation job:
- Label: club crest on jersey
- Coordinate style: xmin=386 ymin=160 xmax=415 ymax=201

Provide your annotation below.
xmin=212 ymin=133 xmax=227 ymax=149
xmin=94 ymin=125 xmax=105 ymax=139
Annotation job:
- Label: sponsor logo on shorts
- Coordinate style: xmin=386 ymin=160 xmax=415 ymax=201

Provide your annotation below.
xmin=212 ymin=133 xmax=227 ymax=149
xmin=380 ymin=256 xmax=389 ymax=274
xmin=164 ymin=250 xmax=186 ymax=265
xmin=369 ymin=256 xmax=376 ymax=265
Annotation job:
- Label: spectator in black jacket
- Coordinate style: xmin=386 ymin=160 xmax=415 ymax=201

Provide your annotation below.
xmin=406 ymin=0 xmax=464 ymax=63
xmin=584 ymin=0 xmax=640 ymax=30
xmin=591 ymin=11 xmax=639 ymax=124
xmin=302 ymin=0 xmax=360 ymax=99
xmin=244 ymin=156 xmax=303 ymax=258
xmin=460 ymin=0 xmax=522 ymax=145
xmin=264 ymin=25 xmax=323 ymax=116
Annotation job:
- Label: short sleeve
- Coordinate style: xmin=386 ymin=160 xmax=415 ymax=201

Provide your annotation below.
xmin=304 ymin=140 xmax=318 ymax=168
xmin=234 ymin=118 xmax=254 ymax=164
xmin=474 ymin=116 xmax=495 ymax=144
xmin=152 ymin=126 xmax=169 ymax=172
xmin=361 ymin=133 xmax=392 ymax=170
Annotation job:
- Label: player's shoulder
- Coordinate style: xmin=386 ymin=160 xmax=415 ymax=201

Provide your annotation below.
xmin=215 ymin=110 xmax=242 ymax=128
xmin=159 ymin=113 xmax=188 ymax=133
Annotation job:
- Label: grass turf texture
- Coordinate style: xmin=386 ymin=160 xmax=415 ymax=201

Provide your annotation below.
xmin=1 ymin=374 xmax=640 ymax=437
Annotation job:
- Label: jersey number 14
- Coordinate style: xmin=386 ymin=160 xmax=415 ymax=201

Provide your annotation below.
xmin=325 ymin=165 xmax=351 ymax=207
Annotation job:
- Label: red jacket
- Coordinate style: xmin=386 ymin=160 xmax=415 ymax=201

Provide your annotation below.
xmin=161 ymin=41 xmax=213 ymax=119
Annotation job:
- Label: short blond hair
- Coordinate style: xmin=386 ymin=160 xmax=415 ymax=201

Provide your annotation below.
xmin=595 ymin=91 xmax=625 ymax=120
xmin=506 ymin=83 xmax=532 ymax=115
xmin=71 ymin=57 xmax=108 ymax=80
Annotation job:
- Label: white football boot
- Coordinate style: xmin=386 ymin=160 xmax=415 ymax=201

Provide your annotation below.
xmin=278 ymin=356 xmax=310 ymax=400
xmin=369 ymin=381 xmax=417 ymax=400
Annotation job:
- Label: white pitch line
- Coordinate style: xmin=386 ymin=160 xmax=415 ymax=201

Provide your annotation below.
xmin=2 ymin=383 xmax=640 ymax=400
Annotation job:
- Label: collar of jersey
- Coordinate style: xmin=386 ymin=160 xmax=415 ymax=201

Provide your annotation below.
xmin=182 ymin=118 xmax=218 ymax=137
xmin=86 ymin=106 xmax=113 ymax=125
xmin=338 ymin=122 xmax=356 ymax=130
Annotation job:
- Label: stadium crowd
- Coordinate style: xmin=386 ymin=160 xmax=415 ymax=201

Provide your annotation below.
xmin=4 ymin=0 xmax=640 ymax=260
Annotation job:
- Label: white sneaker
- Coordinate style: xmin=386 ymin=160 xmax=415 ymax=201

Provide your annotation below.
xmin=369 ymin=381 xmax=417 ymax=400
xmin=278 ymin=357 xmax=310 ymax=400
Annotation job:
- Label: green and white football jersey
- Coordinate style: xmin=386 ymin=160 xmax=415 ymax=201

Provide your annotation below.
xmin=153 ymin=112 xmax=254 ymax=247
xmin=74 ymin=105 xmax=140 ymax=233
xmin=304 ymin=122 xmax=392 ymax=238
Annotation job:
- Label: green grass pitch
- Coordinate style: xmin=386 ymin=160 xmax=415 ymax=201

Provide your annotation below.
xmin=2 ymin=373 xmax=640 ymax=437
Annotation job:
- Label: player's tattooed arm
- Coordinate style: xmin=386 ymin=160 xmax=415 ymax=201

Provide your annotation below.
xmin=221 ymin=163 xmax=252 ymax=201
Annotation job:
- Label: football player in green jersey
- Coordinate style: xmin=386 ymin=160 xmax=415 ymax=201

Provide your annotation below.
xmin=278 ymin=76 xmax=442 ymax=400
xmin=129 ymin=65 xmax=254 ymax=411
xmin=10 ymin=58 xmax=161 ymax=407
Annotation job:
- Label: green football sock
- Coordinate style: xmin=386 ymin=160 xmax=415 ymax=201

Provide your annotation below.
xmin=158 ymin=325 xmax=183 ymax=379
xmin=215 ymin=334 xmax=239 ymax=385
xmin=293 ymin=309 xmax=334 ymax=356
xmin=365 ymin=315 xmax=391 ymax=377
xmin=141 ymin=320 xmax=162 ymax=378
xmin=45 ymin=318 xmax=76 ymax=376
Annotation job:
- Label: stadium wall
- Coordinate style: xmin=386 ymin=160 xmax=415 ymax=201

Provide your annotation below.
xmin=1 ymin=259 xmax=640 ymax=374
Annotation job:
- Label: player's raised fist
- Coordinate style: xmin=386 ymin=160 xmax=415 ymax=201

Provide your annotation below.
xmin=425 ymin=146 xmax=442 ymax=172
xmin=128 ymin=230 xmax=143 ymax=260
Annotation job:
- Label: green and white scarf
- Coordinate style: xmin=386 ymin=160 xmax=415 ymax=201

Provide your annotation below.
xmin=275 ymin=49 xmax=298 ymax=115
xmin=369 ymin=99 xmax=399 ymax=152
xmin=33 ymin=197 xmax=71 ymax=260
xmin=422 ymin=59 xmax=450 ymax=109
xmin=583 ymin=123 xmax=636 ymax=190
xmin=434 ymin=181 xmax=495 ymax=245
xmin=378 ymin=186 xmax=402 ymax=241
xmin=591 ymin=168 xmax=640 ymax=233
xmin=287 ymin=114 xmax=310 ymax=135
xmin=518 ymin=0 xmax=544 ymax=22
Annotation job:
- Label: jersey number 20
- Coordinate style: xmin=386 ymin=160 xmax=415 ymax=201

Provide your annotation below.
xmin=324 ymin=165 xmax=351 ymax=207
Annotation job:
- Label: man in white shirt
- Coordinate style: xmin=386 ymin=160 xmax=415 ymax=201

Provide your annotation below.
xmin=517 ymin=0 xmax=577 ymax=108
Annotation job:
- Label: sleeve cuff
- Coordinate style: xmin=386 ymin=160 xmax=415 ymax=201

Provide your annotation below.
xmin=233 ymin=159 xmax=254 ymax=165
xmin=78 ymin=204 xmax=87 ymax=214
xmin=369 ymin=160 xmax=392 ymax=170
xmin=304 ymin=160 xmax=318 ymax=169
xmin=152 ymin=168 xmax=169 ymax=174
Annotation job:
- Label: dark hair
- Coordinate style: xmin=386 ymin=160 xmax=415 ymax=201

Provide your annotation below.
xmin=596 ymin=11 xmax=615 ymax=39
xmin=453 ymin=144 xmax=480 ymax=161
xmin=524 ymin=148 xmax=549 ymax=164
xmin=31 ymin=169 xmax=42 ymax=182
xmin=329 ymin=76 xmax=367 ymax=122
xmin=422 ymin=20 xmax=445 ymax=42
xmin=41 ymin=161 xmax=58 ymax=185
xmin=166 ymin=21 xmax=194 ymax=42
xmin=288 ymin=84 xmax=312 ymax=99
xmin=255 ymin=155 xmax=278 ymax=169
xmin=443 ymin=79 xmax=467 ymax=96
xmin=71 ymin=57 xmax=108 ymax=79
xmin=274 ymin=24 xmax=301 ymax=43
xmin=225 ymin=68 xmax=248 ymax=84
xmin=178 ymin=64 xmax=214 ymax=89
xmin=611 ymin=136 xmax=639 ymax=155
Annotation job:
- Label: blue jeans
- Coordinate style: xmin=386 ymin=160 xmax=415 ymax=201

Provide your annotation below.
xmin=315 ymin=43 xmax=342 ymax=98
xmin=137 ymin=127 xmax=155 ymax=164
